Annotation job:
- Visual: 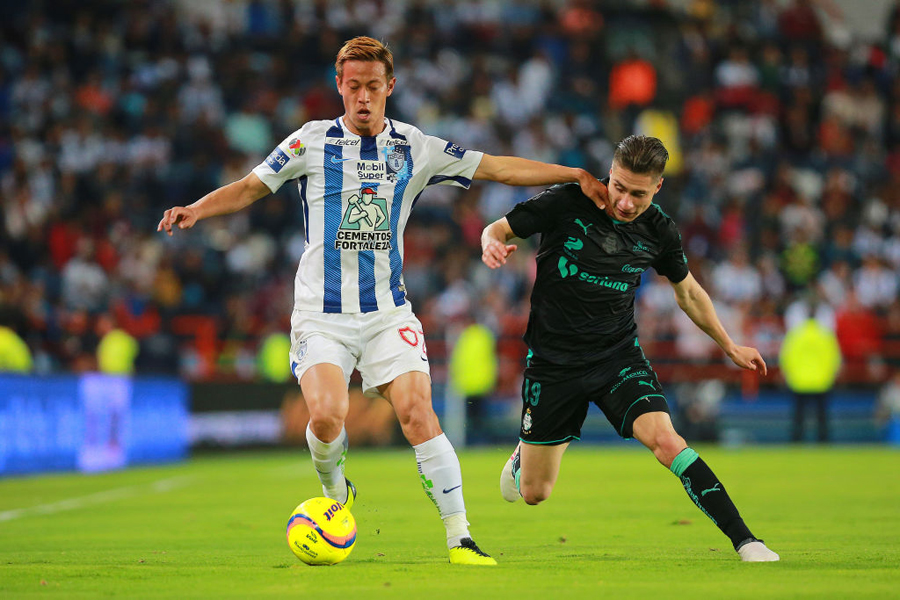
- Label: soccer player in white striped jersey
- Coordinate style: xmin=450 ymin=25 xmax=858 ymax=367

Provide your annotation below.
xmin=158 ymin=36 xmax=608 ymax=565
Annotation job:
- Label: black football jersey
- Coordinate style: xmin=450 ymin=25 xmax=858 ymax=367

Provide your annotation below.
xmin=505 ymin=181 xmax=689 ymax=365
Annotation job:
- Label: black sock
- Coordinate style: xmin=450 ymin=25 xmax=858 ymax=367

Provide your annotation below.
xmin=670 ymin=448 xmax=755 ymax=549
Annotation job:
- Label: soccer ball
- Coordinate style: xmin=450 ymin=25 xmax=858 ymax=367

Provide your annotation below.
xmin=286 ymin=497 xmax=357 ymax=565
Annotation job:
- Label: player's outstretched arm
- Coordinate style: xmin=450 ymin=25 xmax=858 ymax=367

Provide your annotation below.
xmin=473 ymin=154 xmax=607 ymax=209
xmin=670 ymin=272 xmax=768 ymax=375
xmin=481 ymin=217 xmax=517 ymax=269
xmin=157 ymin=172 xmax=271 ymax=236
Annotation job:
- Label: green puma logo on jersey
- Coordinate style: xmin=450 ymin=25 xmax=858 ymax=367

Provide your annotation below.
xmin=638 ymin=380 xmax=655 ymax=390
xmin=575 ymin=218 xmax=593 ymax=234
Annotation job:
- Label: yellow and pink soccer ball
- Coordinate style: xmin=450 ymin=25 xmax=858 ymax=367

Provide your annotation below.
xmin=286 ymin=497 xmax=357 ymax=565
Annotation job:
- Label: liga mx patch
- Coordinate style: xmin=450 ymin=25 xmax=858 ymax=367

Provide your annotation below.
xmin=443 ymin=141 xmax=466 ymax=159
xmin=288 ymin=137 xmax=306 ymax=157
xmin=266 ymin=147 xmax=290 ymax=173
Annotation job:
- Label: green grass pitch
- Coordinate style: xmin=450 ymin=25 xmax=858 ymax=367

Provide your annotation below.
xmin=1 ymin=445 xmax=898 ymax=599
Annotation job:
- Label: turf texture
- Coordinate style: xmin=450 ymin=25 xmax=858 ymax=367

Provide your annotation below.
xmin=1 ymin=445 xmax=898 ymax=599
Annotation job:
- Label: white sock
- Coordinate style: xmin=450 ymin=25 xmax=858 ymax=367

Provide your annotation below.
xmin=306 ymin=424 xmax=348 ymax=503
xmin=443 ymin=514 xmax=471 ymax=549
xmin=412 ymin=433 xmax=470 ymax=548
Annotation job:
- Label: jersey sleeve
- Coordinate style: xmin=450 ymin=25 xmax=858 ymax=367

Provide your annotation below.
xmin=252 ymin=126 xmax=310 ymax=193
xmin=652 ymin=219 xmax=690 ymax=283
xmin=504 ymin=186 xmax=567 ymax=239
xmin=420 ymin=134 xmax=484 ymax=189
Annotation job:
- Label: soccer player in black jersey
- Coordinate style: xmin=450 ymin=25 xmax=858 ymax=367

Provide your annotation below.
xmin=481 ymin=135 xmax=779 ymax=562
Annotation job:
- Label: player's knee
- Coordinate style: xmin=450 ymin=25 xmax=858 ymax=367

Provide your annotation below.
xmin=652 ymin=431 xmax=687 ymax=467
xmin=308 ymin=412 xmax=345 ymax=441
xmin=520 ymin=482 xmax=553 ymax=505
xmin=397 ymin=397 xmax=434 ymax=428
xmin=397 ymin=398 xmax=440 ymax=442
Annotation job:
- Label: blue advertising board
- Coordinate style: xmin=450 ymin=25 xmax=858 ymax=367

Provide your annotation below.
xmin=0 ymin=374 xmax=188 ymax=477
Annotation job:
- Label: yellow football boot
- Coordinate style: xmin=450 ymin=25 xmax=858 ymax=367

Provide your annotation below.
xmin=449 ymin=538 xmax=497 ymax=565
xmin=342 ymin=478 xmax=356 ymax=511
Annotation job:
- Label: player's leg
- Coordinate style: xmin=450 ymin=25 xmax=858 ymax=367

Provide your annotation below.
xmin=599 ymin=348 xmax=778 ymax=562
xmin=379 ymin=370 xmax=441 ymax=444
xmin=300 ymin=363 xmax=355 ymax=507
xmin=363 ymin=307 xmax=494 ymax=565
xmin=502 ymin=356 xmax=587 ymax=503
xmin=631 ymin=412 xmax=779 ymax=562
xmin=517 ymin=441 xmax=569 ymax=505
xmin=379 ymin=372 xmax=495 ymax=565
xmin=630 ymin=412 xmax=687 ymax=466
xmin=302 ymin=363 xmax=350 ymax=442
xmin=291 ymin=311 xmax=358 ymax=508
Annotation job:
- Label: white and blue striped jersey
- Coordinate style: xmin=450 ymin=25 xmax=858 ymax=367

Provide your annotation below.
xmin=253 ymin=117 xmax=484 ymax=314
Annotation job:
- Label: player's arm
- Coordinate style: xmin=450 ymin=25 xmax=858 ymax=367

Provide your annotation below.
xmin=473 ymin=154 xmax=607 ymax=208
xmin=670 ymin=272 xmax=768 ymax=375
xmin=157 ymin=172 xmax=271 ymax=236
xmin=481 ymin=217 xmax=518 ymax=269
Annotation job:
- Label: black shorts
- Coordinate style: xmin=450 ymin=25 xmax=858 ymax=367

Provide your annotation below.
xmin=518 ymin=343 xmax=669 ymax=444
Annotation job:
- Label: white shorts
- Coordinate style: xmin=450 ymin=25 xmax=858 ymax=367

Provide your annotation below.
xmin=289 ymin=303 xmax=430 ymax=398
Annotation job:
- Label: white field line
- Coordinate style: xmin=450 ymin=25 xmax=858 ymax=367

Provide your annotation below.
xmin=0 ymin=475 xmax=194 ymax=522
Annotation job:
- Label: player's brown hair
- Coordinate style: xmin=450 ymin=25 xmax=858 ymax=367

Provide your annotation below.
xmin=613 ymin=135 xmax=669 ymax=178
xmin=335 ymin=36 xmax=394 ymax=81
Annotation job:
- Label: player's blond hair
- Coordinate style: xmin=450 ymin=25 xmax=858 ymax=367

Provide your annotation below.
xmin=335 ymin=36 xmax=394 ymax=81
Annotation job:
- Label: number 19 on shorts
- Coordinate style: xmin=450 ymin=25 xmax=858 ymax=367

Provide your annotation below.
xmin=524 ymin=378 xmax=541 ymax=406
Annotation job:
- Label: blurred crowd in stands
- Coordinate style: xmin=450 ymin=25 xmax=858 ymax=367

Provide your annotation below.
xmin=3 ymin=0 xmax=900 ymax=396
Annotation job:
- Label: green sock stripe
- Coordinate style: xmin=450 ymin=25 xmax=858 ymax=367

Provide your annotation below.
xmin=514 ymin=468 xmax=521 ymax=492
xmin=670 ymin=448 xmax=699 ymax=477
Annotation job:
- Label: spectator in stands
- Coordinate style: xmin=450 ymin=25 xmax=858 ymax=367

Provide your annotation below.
xmin=780 ymin=312 xmax=842 ymax=442
xmin=0 ymin=0 xmax=898 ymax=391
xmin=0 ymin=323 xmax=32 ymax=373
xmin=608 ymin=50 xmax=657 ymax=112
xmin=711 ymin=247 xmax=762 ymax=305
xmin=836 ymin=291 xmax=883 ymax=365
xmin=61 ymin=239 xmax=109 ymax=313
xmin=785 ymin=287 xmax=836 ymax=331
xmin=854 ymin=254 xmax=898 ymax=310
xmin=778 ymin=0 xmax=824 ymax=49
xmin=96 ymin=314 xmax=139 ymax=375
xmin=714 ymin=46 xmax=759 ymax=109
xmin=448 ymin=321 xmax=499 ymax=445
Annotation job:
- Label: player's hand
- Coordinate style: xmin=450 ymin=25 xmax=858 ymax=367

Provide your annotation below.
xmin=482 ymin=238 xmax=518 ymax=269
xmin=578 ymin=170 xmax=607 ymax=209
xmin=728 ymin=346 xmax=768 ymax=376
xmin=157 ymin=206 xmax=199 ymax=236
